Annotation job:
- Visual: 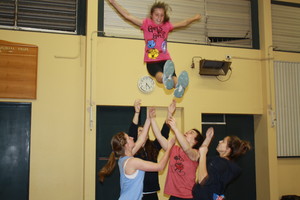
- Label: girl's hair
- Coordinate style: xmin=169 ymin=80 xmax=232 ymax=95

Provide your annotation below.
xmin=227 ymin=136 xmax=251 ymax=160
xmin=98 ymin=132 xmax=127 ymax=182
xmin=150 ymin=1 xmax=171 ymax=23
xmin=192 ymin=128 xmax=204 ymax=149
xmin=137 ymin=138 xmax=159 ymax=161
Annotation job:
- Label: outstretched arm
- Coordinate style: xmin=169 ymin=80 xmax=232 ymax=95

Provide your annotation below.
xmin=132 ymin=115 xmax=150 ymax=155
xmin=160 ymin=100 xmax=176 ymax=140
xmin=132 ymin=99 xmax=141 ymax=125
xmin=167 ymin=100 xmax=176 ymax=122
xmin=197 ymin=128 xmax=214 ymax=183
xmin=197 ymin=145 xmax=208 ymax=184
xmin=168 ymin=116 xmax=199 ymax=161
xmin=150 ymin=107 xmax=169 ymax=150
xmin=128 ymin=99 xmax=141 ymax=141
xmin=173 ymin=14 xmax=201 ymax=29
xmin=128 ymin=137 xmax=175 ymax=174
xmin=108 ymin=0 xmax=143 ymax=27
xmin=201 ymin=127 xmax=214 ymax=150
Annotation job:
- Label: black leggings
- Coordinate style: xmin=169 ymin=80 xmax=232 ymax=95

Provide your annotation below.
xmin=169 ymin=196 xmax=194 ymax=200
xmin=146 ymin=61 xmax=176 ymax=77
xmin=142 ymin=192 xmax=159 ymax=200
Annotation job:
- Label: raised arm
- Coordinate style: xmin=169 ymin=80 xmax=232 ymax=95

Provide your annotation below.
xmin=167 ymin=100 xmax=176 ymax=121
xmin=132 ymin=99 xmax=141 ymax=125
xmin=197 ymin=128 xmax=214 ymax=183
xmin=160 ymin=99 xmax=176 ymax=140
xmin=128 ymin=137 xmax=175 ymax=174
xmin=172 ymin=14 xmax=201 ymax=29
xmin=149 ymin=107 xmax=168 ymax=150
xmin=108 ymin=0 xmax=143 ymax=27
xmin=128 ymin=99 xmax=141 ymax=141
xmin=201 ymin=127 xmax=214 ymax=149
xmin=197 ymin=145 xmax=208 ymax=184
xmin=132 ymin=116 xmax=150 ymax=155
xmin=168 ymin=116 xmax=199 ymax=161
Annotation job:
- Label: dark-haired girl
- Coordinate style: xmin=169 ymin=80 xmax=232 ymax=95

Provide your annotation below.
xmin=193 ymin=133 xmax=251 ymax=200
xmin=153 ymin=116 xmax=214 ymax=200
xmin=128 ymin=99 xmax=176 ymax=200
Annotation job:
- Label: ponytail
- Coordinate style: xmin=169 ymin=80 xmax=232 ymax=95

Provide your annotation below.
xmin=239 ymin=140 xmax=251 ymax=155
xmin=98 ymin=132 xmax=127 ymax=182
xmin=98 ymin=152 xmax=117 ymax=182
xmin=227 ymin=136 xmax=251 ymax=160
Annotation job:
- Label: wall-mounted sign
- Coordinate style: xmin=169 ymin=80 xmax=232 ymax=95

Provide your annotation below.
xmin=0 ymin=40 xmax=38 ymax=99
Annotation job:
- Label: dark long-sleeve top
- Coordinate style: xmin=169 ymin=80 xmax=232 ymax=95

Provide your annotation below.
xmin=128 ymin=121 xmax=170 ymax=193
xmin=192 ymin=156 xmax=241 ymax=200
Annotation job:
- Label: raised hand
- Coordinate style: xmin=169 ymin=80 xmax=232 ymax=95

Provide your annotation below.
xmin=168 ymin=100 xmax=176 ymax=115
xmin=205 ymin=127 xmax=214 ymax=140
xmin=134 ymin=99 xmax=141 ymax=113
xmin=106 ymin=0 xmax=143 ymax=27
xmin=201 ymin=127 xmax=214 ymax=148
xmin=149 ymin=107 xmax=156 ymax=119
xmin=167 ymin=116 xmax=177 ymax=130
xmin=194 ymin=14 xmax=201 ymax=20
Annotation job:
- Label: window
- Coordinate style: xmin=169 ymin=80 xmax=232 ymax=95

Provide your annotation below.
xmin=271 ymin=1 xmax=300 ymax=53
xmin=274 ymin=61 xmax=300 ymax=157
xmin=99 ymin=0 xmax=259 ymax=49
xmin=0 ymin=0 xmax=86 ymax=35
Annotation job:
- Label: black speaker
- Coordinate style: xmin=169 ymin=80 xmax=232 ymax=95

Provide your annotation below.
xmin=199 ymin=59 xmax=231 ymax=76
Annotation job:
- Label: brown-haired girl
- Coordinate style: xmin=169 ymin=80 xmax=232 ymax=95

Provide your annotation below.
xmin=152 ymin=115 xmax=214 ymax=200
xmin=98 ymin=117 xmax=175 ymax=200
xmin=193 ymin=133 xmax=251 ymax=200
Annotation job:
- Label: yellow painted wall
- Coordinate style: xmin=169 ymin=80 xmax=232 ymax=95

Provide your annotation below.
xmin=0 ymin=30 xmax=86 ymax=200
xmin=273 ymin=52 xmax=300 ymax=198
xmin=278 ymin=158 xmax=300 ymax=197
xmin=0 ymin=0 xmax=300 ymax=199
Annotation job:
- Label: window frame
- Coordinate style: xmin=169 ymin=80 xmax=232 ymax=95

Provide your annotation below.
xmin=98 ymin=0 xmax=259 ymax=49
xmin=271 ymin=0 xmax=300 ymax=53
xmin=0 ymin=0 xmax=86 ymax=35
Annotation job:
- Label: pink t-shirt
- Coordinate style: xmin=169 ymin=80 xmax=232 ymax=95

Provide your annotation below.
xmin=140 ymin=18 xmax=174 ymax=63
xmin=164 ymin=145 xmax=198 ymax=198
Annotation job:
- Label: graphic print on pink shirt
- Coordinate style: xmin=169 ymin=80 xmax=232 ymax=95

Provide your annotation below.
xmin=171 ymin=155 xmax=185 ymax=176
xmin=141 ymin=18 xmax=173 ymax=62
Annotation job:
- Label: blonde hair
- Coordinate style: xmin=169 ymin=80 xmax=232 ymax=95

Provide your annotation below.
xmin=150 ymin=1 xmax=171 ymax=23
